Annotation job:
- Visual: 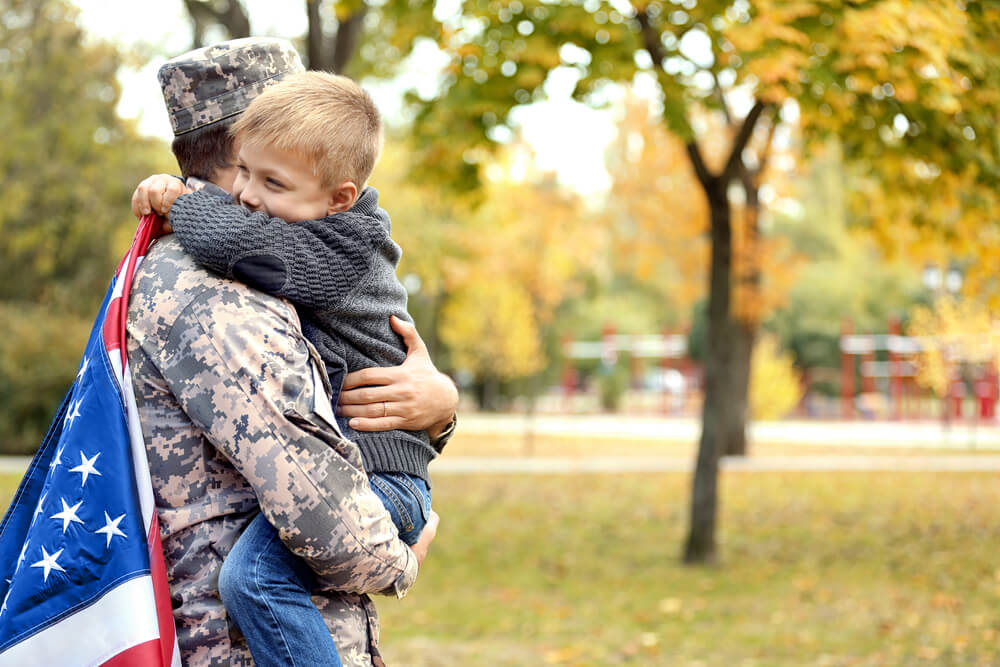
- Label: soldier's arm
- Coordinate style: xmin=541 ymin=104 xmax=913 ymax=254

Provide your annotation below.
xmin=169 ymin=189 xmax=375 ymax=310
xmin=140 ymin=284 xmax=418 ymax=596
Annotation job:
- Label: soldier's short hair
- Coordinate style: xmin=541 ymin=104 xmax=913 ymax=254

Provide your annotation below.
xmin=230 ymin=71 xmax=384 ymax=190
xmin=157 ymin=37 xmax=304 ymax=180
xmin=170 ymin=118 xmax=237 ymax=182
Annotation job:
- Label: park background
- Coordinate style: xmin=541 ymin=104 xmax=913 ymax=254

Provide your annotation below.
xmin=1 ymin=0 xmax=999 ymax=664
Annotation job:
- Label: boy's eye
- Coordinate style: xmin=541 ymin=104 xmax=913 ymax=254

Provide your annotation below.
xmin=237 ymin=164 xmax=248 ymax=173
xmin=266 ymin=178 xmax=285 ymax=189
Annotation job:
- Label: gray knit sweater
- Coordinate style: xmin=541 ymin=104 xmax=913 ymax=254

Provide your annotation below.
xmin=169 ymin=187 xmax=437 ymax=482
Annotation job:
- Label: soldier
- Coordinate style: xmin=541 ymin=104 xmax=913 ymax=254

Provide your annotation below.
xmin=127 ymin=37 xmax=458 ymax=666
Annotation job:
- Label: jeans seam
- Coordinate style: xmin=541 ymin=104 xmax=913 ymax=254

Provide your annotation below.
xmin=372 ymin=475 xmax=414 ymax=531
xmin=395 ymin=474 xmax=430 ymax=521
xmin=252 ymin=528 xmax=299 ymax=667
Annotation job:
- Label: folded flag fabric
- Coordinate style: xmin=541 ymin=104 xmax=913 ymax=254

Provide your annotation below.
xmin=0 ymin=216 xmax=180 ymax=666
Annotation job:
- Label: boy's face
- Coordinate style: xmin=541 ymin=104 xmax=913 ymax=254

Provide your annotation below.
xmin=232 ymin=142 xmax=356 ymax=222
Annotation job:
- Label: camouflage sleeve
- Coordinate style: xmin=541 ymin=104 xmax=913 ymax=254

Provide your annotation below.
xmin=169 ymin=190 xmax=377 ymax=310
xmin=141 ymin=280 xmax=418 ymax=596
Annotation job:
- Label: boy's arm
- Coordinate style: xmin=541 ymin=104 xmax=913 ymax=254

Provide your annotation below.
xmin=169 ymin=189 xmax=378 ymax=310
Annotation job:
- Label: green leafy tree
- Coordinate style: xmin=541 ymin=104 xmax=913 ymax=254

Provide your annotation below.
xmin=403 ymin=0 xmax=999 ymax=563
xmin=0 ymin=0 xmax=173 ymax=452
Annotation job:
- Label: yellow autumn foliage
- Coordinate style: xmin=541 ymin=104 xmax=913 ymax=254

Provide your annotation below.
xmin=908 ymin=296 xmax=1000 ymax=396
xmin=750 ymin=336 xmax=803 ymax=421
xmin=439 ymin=279 xmax=544 ymax=381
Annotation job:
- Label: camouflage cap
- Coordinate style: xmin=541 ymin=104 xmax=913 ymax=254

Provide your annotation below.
xmin=158 ymin=37 xmax=305 ymax=136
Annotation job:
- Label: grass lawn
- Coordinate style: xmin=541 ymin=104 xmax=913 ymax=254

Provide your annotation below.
xmin=378 ymin=471 xmax=1000 ymax=666
xmin=2 ymin=468 xmax=996 ymax=665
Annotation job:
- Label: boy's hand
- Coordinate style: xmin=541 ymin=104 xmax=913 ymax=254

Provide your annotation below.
xmin=131 ymin=174 xmax=189 ymax=220
xmin=338 ymin=316 xmax=458 ymax=435
xmin=410 ymin=510 xmax=439 ymax=567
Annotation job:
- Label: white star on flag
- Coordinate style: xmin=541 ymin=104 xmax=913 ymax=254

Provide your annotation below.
xmin=50 ymin=499 xmax=85 ymax=534
xmin=76 ymin=356 xmax=90 ymax=381
xmin=95 ymin=512 xmax=128 ymax=548
xmin=16 ymin=540 xmax=29 ymax=573
xmin=31 ymin=493 xmax=47 ymax=526
xmin=63 ymin=399 xmax=83 ymax=431
xmin=30 ymin=546 xmax=66 ymax=583
xmin=49 ymin=445 xmax=64 ymax=470
xmin=69 ymin=452 xmax=102 ymax=487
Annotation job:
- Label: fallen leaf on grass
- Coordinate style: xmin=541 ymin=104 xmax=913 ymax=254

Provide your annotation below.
xmin=659 ymin=597 xmax=682 ymax=614
xmin=930 ymin=592 xmax=961 ymax=611
xmin=543 ymin=646 xmax=581 ymax=664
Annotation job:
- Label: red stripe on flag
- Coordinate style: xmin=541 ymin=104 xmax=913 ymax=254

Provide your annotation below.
xmin=109 ymin=214 xmax=165 ymax=367
xmin=148 ymin=517 xmax=176 ymax=667
xmin=101 ymin=638 xmax=163 ymax=667
xmin=103 ymin=296 xmax=124 ymax=356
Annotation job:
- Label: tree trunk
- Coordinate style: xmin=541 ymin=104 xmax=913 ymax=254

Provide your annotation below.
xmin=305 ymin=0 xmax=330 ymax=71
xmin=331 ymin=9 xmax=367 ymax=75
xmin=306 ymin=0 xmax=366 ymax=74
xmin=683 ymin=183 xmax=733 ymax=564
xmin=722 ymin=178 xmax=762 ymax=457
xmin=182 ymin=0 xmax=250 ymax=48
xmin=723 ymin=322 xmax=753 ymax=456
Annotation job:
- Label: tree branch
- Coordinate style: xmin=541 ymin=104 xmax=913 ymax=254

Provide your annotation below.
xmin=723 ymin=100 xmax=767 ymax=182
xmin=754 ymin=112 xmax=779 ymax=187
xmin=635 ymin=9 xmax=666 ymax=66
xmin=182 ymin=0 xmax=250 ymax=48
xmin=331 ymin=8 xmax=367 ymax=74
xmin=711 ymin=69 xmax=733 ymax=126
xmin=686 ymin=141 xmax=715 ymax=189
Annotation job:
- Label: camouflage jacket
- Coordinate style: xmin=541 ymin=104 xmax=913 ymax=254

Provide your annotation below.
xmin=126 ymin=236 xmax=417 ymax=666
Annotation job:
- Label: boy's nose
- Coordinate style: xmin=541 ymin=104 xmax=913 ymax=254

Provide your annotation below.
xmin=239 ymin=187 xmax=261 ymax=211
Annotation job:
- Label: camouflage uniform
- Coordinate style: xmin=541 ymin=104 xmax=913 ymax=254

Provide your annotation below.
xmin=126 ymin=236 xmax=417 ymax=666
xmin=139 ymin=39 xmax=437 ymax=665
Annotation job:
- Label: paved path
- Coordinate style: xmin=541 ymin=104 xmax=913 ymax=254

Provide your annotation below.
xmin=457 ymin=413 xmax=1000 ymax=449
xmin=431 ymin=454 xmax=1000 ymax=474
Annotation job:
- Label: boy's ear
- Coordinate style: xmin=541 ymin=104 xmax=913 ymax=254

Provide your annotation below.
xmin=326 ymin=181 xmax=359 ymax=214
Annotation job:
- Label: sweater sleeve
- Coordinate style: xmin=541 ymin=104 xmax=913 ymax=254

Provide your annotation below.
xmin=169 ymin=189 xmax=380 ymax=310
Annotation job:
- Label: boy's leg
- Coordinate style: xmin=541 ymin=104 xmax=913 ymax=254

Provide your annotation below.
xmin=219 ymin=512 xmax=343 ymax=667
xmin=368 ymin=473 xmax=432 ymax=546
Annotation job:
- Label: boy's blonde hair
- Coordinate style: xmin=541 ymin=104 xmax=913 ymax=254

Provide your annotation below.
xmin=231 ymin=71 xmax=383 ymax=189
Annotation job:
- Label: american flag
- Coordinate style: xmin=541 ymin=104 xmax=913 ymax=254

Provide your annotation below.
xmin=0 ymin=216 xmax=180 ymax=666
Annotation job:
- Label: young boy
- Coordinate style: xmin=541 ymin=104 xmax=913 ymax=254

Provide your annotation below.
xmin=152 ymin=71 xmax=442 ymax=665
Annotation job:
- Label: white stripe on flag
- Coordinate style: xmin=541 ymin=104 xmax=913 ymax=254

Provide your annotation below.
xmin=0 ymin=575 xmax=160 ymax=667
xmin=121 ymin=359 xmax=155 ymax=533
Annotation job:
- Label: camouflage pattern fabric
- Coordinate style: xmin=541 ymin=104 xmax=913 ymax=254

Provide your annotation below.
xmin=158 ymin=37 xmax=304 ymax=136
xmin=126 ymin=236 xmax=416 ymax=666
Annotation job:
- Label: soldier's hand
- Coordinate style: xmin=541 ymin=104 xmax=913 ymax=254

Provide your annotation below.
xmin=411 ymin=510 xmax=439 ymax=567
xmin=338 ymin=316 xmax=458 ymax=435
xmin=131 ymin=174 xmax=189 ymax=220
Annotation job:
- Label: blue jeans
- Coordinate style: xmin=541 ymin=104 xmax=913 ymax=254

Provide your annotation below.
xmin=219 ymin=473 xmax=432 ymax=667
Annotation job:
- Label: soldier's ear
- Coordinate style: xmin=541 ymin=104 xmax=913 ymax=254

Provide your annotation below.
xmin=326 ymin=182 xmax=358 ymax=214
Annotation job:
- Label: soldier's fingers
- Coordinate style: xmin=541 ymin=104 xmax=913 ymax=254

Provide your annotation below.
xmin=341 ymin=367 xmax=397 ymax=391
xmin=390 ymin=316 xmax=429 ymax=358
xmin=338 ymin=399 xmax=395 ymax=419
xmin=337 ymin=385 xmax=399 ymax=406
xmin=346 ymin=416 xmax=406 ymax=432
